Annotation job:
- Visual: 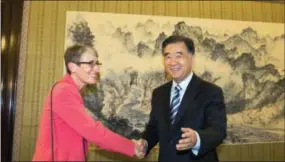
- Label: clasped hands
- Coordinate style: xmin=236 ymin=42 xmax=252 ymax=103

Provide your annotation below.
xmin=132 ymin=127 xmax=197 ymax=159
xmin=132 ymin=139 xmax=147 ymax=159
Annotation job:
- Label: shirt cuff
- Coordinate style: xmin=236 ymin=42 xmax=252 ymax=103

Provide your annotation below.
xmin=144 ymin=140 xmax=148 ymax=153
xmin=191 ymin=131 xmax=201 ymax=156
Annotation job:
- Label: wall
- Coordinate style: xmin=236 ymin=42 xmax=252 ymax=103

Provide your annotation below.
xmin=13 ymin=1 xmax=284 ymax=161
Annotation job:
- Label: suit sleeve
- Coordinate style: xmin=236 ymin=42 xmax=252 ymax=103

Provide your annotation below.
xmin=52 ymin=84 xmax=134 ymax=157
xmin=194 ymin=87 xmax=227 ymax=157
xmin=143 ymin=90 xmax=159 ymax=155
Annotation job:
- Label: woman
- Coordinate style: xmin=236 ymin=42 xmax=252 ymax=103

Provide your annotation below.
xmin=33 ymin=45 xmax=141 ymax=161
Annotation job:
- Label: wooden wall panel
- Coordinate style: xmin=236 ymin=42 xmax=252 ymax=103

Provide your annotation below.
xmin=153 ymin=1 xmax=165 ymax=16
xmin=14 ymin=1 xmax=284 ymax=161
xmin=188 ymin=1 xmax=202 ymax=18
xmin=116 ymin=1 xmax=129 ymax=14
xmin=165 ymin=1 xmax=178 ymax=17
xmin=141 ymin=1 xmax=154 ymax=15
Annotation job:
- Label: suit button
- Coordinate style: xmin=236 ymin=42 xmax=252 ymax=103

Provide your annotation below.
xmin=169 ymin=140 xmax=173 ymax=144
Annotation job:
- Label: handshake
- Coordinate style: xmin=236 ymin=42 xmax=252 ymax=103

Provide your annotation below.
xmin=132 ymin=139 xmax=148 ymax=159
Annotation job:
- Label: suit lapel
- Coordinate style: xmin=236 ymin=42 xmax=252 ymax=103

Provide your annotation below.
xmin=172 ymin=74 xmax=201 ymax=128
xmin=162 ymin=82 xmax=172 ymax=132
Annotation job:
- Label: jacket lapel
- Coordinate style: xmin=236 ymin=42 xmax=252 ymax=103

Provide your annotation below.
xmin=171 ymin=74 xmax=201 ymax=128
xmin=162 ymin=82 xmax=172 ymax=132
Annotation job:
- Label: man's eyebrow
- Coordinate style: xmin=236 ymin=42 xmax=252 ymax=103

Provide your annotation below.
xmin=163 ymin=51 xmax=184 ymax=56
xmin=163 ymin=52 xmax=170 ymax=56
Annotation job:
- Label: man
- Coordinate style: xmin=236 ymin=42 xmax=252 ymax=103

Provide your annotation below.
xmin=137 ymin=35 xmax=227 ymax=162
xmin=33 ymin=45 xmax=143 ymax=161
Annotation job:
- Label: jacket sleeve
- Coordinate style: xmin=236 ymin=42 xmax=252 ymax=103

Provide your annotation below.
xmin=52 ymin=84 xmax=134 ymax=157
xmin=194 ymin=87 xmax=227 ymax=157
xmin=143 ymin=90 xmax=159 ymax=155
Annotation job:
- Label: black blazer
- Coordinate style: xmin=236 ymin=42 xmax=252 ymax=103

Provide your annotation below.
xmin=143 ymin=74 xmax=227 ymax=162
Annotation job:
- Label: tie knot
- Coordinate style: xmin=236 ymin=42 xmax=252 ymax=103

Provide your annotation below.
xmin=175 ymin=85 xmax=182 ymax=92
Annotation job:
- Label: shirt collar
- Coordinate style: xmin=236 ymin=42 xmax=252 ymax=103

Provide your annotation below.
xmin=61 ymin=73 xmax=78 ymax=89
xmin=172 ymin=71 xmax=194 ymax=91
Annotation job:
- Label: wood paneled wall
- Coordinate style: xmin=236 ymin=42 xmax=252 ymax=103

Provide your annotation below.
xmin=13 ymin=1 xmax=284 ymax=161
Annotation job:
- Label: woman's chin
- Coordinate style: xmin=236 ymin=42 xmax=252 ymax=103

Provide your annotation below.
xmin=87 ymin=79 xmax=97 ymax=85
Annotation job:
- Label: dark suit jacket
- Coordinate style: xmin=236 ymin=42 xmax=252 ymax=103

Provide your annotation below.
xmin=143 ymin=73 xmax=227 ymax=162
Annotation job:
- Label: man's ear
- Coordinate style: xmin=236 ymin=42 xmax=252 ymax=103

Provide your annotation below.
xmin=67 ymin=62 xmax=77 ymax=73
xmin=190 ymin=54 xmax=195 ymax=60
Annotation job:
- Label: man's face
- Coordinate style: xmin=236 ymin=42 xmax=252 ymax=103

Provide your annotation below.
xmin=163 ymin=42 xmax=193 ymax=83
xmin=73 ymin=49 xmax=100 ymax=86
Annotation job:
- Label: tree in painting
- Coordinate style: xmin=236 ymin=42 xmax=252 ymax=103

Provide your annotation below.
xmin=67 ymin=18 xmax=95 ymax=47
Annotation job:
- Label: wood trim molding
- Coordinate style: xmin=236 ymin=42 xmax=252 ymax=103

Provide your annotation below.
xmin=1 ymin=0 xmax=24 ymax=161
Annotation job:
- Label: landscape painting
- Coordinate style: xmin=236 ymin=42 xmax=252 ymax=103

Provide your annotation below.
xmin=64 ymin=11 xmax=284 ymax=144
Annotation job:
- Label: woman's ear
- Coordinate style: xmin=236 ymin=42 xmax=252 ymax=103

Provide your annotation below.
xmin=67 ymin=62 xmax=77 ymax=73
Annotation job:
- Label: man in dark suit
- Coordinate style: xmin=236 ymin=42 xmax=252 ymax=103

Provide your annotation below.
xmin=137 ymin=35 xmax=227 ymax=162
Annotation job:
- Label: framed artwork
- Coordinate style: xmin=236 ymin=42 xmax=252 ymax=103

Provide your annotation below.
xmin=65 ymin=11 xmax=284 ymax=144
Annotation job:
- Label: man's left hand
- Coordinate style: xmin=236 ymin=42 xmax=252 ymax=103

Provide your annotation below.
xmin=176 ymin=127 xmax=197 ymax=151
